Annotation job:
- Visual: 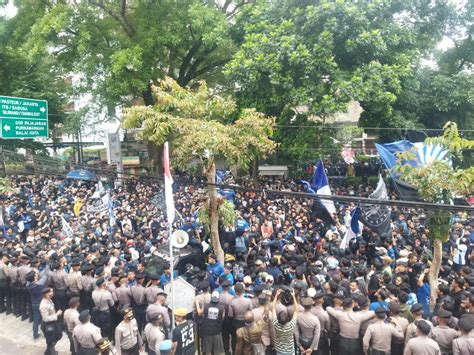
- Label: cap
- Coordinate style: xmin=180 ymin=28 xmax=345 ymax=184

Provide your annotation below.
xmin=95 ymin=266 xmax=104 ymax=276
xmin=458 ymin=316 xmax=473 ymax=332
xmin=389 ymin=302 xmax=401 ymax=313
xmin=411 ymin=303 xmax=423 ymax=313
xmin=26 ymin=236 xmax=34 ymax=243
xmin=41 ymin=287 xmax=52 ymax=294
xmin=315 ymin=260 xmax=324 ymax=267
xmin=243 ymin=276 xmax=252 ymax=284
xmin=415 ymin=320 xmax=431 ymax=335
xmin=258 ymin=293 xmax=267 ymax=301
xmin=79 ymin=310 xmax=90 ymax=323
xmin=375 ymin=306 xmax=387 ymax=315
xmin=135 ymin=273 xmax=146 ymax=280
xmin=253 ymin=284 xmax=264 ymax=293
xmin=301 ymin=297 xmax=313 ymax=307
xmin=211 ymin=291 xmax=220 ymax=303
xmin=437 ymin=308 xmax=452 ymax=319
xmin=96 ymin=278 xmax=105 ymax=287
xmin=159 ymin=340 xmax=173 ymax=351
xmin=174 ymin=308 xmax=188 ymax=317
xmin=313 ymin=291 xmax=325 ymax=300
xmin=255 ymin=259 xmax=264 ymax=266
xmin=150 ymin=274 xmax=160 ymax=281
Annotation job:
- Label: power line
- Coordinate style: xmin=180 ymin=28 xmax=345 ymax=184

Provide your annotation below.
xmin=8 ymin=163 xmax=472 ymax=213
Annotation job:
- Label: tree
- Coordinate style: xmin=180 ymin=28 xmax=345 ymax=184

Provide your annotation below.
xmin=0 ymin=1 xmax=69 ymax=152
xmin=395 ymin=122 xmax=474 ymax=310
xmin=227 ymin=0 xmax=466 ymax=152
xmin=123 ymin=77 xmax=275 ymax=263
xmin=28 ymin=0 xmax=243 ymax=109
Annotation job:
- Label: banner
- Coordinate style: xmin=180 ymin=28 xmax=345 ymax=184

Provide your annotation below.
xmin=87 ymin=194 xmax=109 ymax=213
xmin=360 ymin=176 xmax=392 ymax=238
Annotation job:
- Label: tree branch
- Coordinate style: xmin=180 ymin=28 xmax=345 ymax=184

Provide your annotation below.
xmin=89 ymin=0 xmax=135 ymax=38
xmin=177 ymin=38 xmax=203 ymax=86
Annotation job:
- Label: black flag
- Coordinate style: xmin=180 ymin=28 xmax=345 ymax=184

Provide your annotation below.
xmin=360 ymin=176 xmax=392 ymax=238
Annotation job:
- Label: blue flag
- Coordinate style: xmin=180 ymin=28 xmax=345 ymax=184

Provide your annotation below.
xmin=312 ymin=160 xmax=336 ymax=216
xmin=300 ymin=180 xmax=315 ymax=194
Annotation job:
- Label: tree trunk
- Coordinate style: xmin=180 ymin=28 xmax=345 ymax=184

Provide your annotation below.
xmin=142 ymin=82 xmax=155 ymax=106
xmin=206 ymin=161 xmax=225 ymax=264
xmin=252 ymin=159 xmax=259 ymax=188
xmin=429 ymin=238 xmax=442 ymax=312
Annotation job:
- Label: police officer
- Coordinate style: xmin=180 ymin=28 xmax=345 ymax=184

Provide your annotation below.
xmin=310 ymin=290 xmax=330 ymax=355
xmin=389 ymin=302 xmax=409 ymax=355
xmin=146 ymin=291 xmax=170 ymax=330
xmin=452 ymin=317 xmax=473 ymax=355
xmin=251 ymin=292 xmax=272 ymax=351
xmin=404 ymin=320 xmax=441 ymax=355
xmin=64 ymin=297 xmax=80 ymax=355
xmin=363 ymin=306 xmax=404 ymax=355
xmin=0 ymin=252 xmax=8 ymax=313
xmin=114 ymin=275 xmax=132 ymax=308
xmin=229 ymin=283 xmax=252 ymax=352
xmin=92 ymin=277 xmax=114 ymax=338
xmin=80 ymin=264 xmax=95 ymax=312
xmin=431 ymin=309 xmax=459 ymax=355
xmin=66 ymin=259 xmax=82 ymax=300
xmin=405 ymin=303 xmax=433 ymax=344
xmin=50 ymin=259 xmax=68 ymax=311
xmin=73 ymin=309 xmax=103 ymax=355
xmin=296 ymin=297 xmax=321 ymax=355
xmin=144 ymin=313 xmax=165 ymax=355
xmin=218 ymin=280 xmax=234 ymax=355
xmin=144 ymin=275 xmax=162 ymax=305
xmin=39 ymin=287 xmax=63 ymax=355
xmin=130 ymin=273 xmax=146 ymax=332
xmin=326 ymin=297 xmax=376 ymax=355
xmin=115 ymin=307 xmax=143 ymax=355
xmin=7 ymin=256 xmax=20 ymax=317
xmin=18 ymin=255 xmax=32 ymax=321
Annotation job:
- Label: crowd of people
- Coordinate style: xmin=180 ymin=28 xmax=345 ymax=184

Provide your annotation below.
xmin=0 ymin=172 xmax=472 ymax=355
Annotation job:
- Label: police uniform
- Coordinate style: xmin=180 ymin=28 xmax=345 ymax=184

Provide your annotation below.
xmin=73 ymin=314 xmax=103 ymax=355
xmin=144 ymin=283 xmax=163 ymax=305
xmin=452 ymin=334 xmax=474 ymax=355
xmin=64 ymin=307 xmax=80 ymax=355
xmin=80 ymin=266 xmax=95 ymax=312
xmin=66 ymin=264 xmax=83 ymax=300
xmin=229 ymin=293 xmax=252 ymax=352
xmin=430 ymin=309 xmax=459 ymax=355
xmin=144 ymin=322 xmax=165 ymax=355
xmin=404 ymin=335 xmax=441 ymax=355
xmin=50 ymin=267 xmax=68 ymax=311
xmin=18 ymin=260 xmax=32 ymax=320
xmin=296 ymin=299 xmax=321 ymax=353
xmin=7 ymin=259 xmax=20 ymax=316
xmin=218 ymin=285 xmax=234 ymax=355
xmin=0 ymin=259 xmax=8 ymax=313
xmin=114 ymin=286 xmax=132 ymax=308
xmin=115 ymin=317 xmax=143 ymax=355
xmin=92 ymin=281 xmax=114 ymax=338
xmin=251 ymin=296 xmax=272 ymax=348
xmin=130 ymin=276 xmax=146 ymax=331
xmin=363 ymin=315 xmax=404 ymax=355
xmin=326 ymin=303 xmax=376 ymax=355
xmin=311 ymin=294 xmax=331 ymax=354
xmin=39 ymin=289 xmax=61 ymax=354
xmin=146 ymin=302 xmax=170 ymax=328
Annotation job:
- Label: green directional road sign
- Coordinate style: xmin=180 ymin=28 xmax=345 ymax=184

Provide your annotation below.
xmin=0 ymin=95 xmax=48 ymax=139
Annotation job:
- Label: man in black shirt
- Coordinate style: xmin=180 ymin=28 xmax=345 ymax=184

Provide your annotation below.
xmin=195 ymin=291 xmax=225 ymax=355
xmin=172 ymin=308 xmax=196 ymax=355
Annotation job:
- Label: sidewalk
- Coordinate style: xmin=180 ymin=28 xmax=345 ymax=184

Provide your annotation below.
xmin=0 ymin=313 xmax=69 ymax=355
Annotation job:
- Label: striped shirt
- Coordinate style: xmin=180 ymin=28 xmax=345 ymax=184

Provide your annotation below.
xmin=272 ymin=317 xmax=297 ymax=354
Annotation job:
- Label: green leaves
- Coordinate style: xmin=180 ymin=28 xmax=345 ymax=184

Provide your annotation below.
xmin=123 ymin=77 xmax=276 ymax=172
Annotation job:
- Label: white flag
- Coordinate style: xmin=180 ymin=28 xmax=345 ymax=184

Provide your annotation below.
xmin=163 ymin=142 xmax=175 ymax=224
xmin=61 ymin=215 xmax=74 ymax=238
xmin=91 ymin=181 xmax=105 ymax=199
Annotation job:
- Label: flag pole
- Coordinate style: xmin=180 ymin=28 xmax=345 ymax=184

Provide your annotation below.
xmin=168 ymin=221 xmax=175 ymax=330
xmin=163 ymin=141 xmax=175 ymax=330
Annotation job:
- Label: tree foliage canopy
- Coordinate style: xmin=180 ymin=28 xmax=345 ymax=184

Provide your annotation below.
xmin=123 ymin=77 xmax=276 ymax=172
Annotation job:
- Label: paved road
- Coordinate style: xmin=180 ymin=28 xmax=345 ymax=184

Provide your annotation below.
xmin=0 ymin=313 xmax=69 ymax=355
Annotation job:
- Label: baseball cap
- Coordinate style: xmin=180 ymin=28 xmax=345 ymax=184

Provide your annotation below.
xmin=211 ymin=291 xmax=220 ymax=303
xmin=174 ymin=308 xmax=188 ymax=317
